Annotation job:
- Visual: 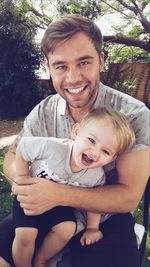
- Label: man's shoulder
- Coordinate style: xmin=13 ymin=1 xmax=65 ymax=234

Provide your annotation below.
xmin=24 ymin=94 xmax=63 ymax=136
xmin=38 ymin=93 xmax=61 ymax=108
xmin=27 ymin=93 xmax=62 ymax=119
xmin=99 ymin=83 xmax=147 ymax=113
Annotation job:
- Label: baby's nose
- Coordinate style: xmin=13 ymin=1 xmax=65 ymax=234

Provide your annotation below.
xmin=90 ymin=151 xmax=99 ymax=161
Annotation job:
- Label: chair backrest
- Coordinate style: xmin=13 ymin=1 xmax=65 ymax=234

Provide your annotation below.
xmin=138 ymin=177 xmax=150 ymax=266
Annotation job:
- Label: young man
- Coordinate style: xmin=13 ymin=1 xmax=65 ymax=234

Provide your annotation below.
xmin=0 ymin=14 xmax=149 ymax=267
xmin=12 ymin=108 xmax=135 ymax=267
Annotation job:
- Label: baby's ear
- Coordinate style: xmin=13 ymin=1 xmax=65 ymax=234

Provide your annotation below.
xmin=112 ymin=155 xmax=117 ymax=161
xmin=71 ymin=123 xmax=80 ymax=140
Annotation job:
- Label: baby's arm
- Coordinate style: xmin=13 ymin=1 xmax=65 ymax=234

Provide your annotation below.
xmin=80 ymin=211 xmax=103 ymax=246
xmin=15 ymin=146 xmax=29 ymax=178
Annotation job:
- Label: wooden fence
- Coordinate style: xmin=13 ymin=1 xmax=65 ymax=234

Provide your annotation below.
xmin=101 ymin=62 xmax=150 ymax=107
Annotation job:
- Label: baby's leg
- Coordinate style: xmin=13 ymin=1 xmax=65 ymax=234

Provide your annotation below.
xmin=34 ymin=221 xmax=76 ymax=267
xmin=12 ymin=227 xmax=38 ymax=267
xmin=0 ymin=257 xmax=11 ymax=267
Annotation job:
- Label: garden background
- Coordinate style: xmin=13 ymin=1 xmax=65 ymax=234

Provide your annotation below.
xmin=0 ymin=0 xmax=149 ymax=266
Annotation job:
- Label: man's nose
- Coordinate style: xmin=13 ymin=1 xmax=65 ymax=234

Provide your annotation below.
xmin=66 ymin=67 xmax=82 ymax=84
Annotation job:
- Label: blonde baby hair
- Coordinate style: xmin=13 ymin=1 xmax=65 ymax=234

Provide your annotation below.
xmin=80 ymin=107 xmax=135 ymax=155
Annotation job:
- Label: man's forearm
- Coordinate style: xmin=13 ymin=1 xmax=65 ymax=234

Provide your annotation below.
xmin=60 ymin=149 xmax=150 ymax=213
xmin=11 ymin=148 xmax=149 ymax=216
xmin=12 ymin=177 xmax=135 ymax=215
xmin=59 ymin=182 xmax=136 ymax=213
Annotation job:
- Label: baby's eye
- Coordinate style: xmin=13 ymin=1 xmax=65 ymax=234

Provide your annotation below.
xmin=103 ymin=149 xmax=111 ymax=156
xmin=88 ymin=137 xmax=95 ymax=144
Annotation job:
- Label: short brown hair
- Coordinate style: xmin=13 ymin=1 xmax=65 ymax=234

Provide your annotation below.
xmin=80 ymin=107 xmax=135 ymax=155
xmin=41 ymin=14 xmax=103 ymax=59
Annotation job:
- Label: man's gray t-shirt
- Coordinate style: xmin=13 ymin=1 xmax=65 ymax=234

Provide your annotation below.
xmin=24 ymin=82 xmax=150 ymax=175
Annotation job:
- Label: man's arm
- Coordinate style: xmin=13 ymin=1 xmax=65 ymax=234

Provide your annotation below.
xmin=12 ymin=148 xmax=149 ymax=215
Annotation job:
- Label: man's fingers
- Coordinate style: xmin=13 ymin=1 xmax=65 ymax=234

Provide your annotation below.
xmin=80 ymin=236 xmax=85 ymax=246
xmin=12 ymin=184 xmax=29 ymax=195
xmin=85 ymin=238 xmax=91 ymax=245
xmin=17 ymin=194 xmax=31 ymax=203
xmin=11 ymin=178 xmax=60 ymax=215
xmin=14 ymin=176 xmax=37 ymax=185
xmin=23 ymin=208 xmax=39 ymax=216
xmin=12 ymin=180 xmax=37 ymax=195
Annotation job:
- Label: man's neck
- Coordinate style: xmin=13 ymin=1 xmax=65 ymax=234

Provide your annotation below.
xmin=68 ymin=91 xmax=98 ymax=123
xmin=69 ymin=106 xmax=92 ymax=123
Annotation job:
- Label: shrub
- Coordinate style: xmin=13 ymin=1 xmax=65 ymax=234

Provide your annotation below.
xmin=0 ymin=0 xmax=42 ymax=119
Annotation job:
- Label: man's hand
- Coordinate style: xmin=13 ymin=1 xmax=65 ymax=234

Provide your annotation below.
xmin=12 ymin=176 xmax=62 ymax=215
xmin=80 ymin=228 xmax=103 ymax=246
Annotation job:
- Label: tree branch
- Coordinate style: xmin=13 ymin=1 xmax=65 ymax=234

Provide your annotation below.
xmin=27 ymin=7 xmax=43 ymax=18
xmin=103 ymin=35 xmax=150 ymax=52
xmin=116 ymin=0 xmax=150 ymax=33
xmin=100 ymin=0 xmax=127 ymax=16
xmin=101 ymin=0 xmax=150 ymax=34
xmin=100 ymin=0 xmax=139 ymax=21
xmin=116 ymin=0 xmax=138 ymax=15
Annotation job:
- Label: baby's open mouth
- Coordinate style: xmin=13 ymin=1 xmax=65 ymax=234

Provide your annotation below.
xmin=82 ymin=153 xmax=93 ymax=165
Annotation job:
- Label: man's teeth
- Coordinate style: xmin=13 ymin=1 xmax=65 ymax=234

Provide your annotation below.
xmin=67 ymin=87 xmax=85 ymax=94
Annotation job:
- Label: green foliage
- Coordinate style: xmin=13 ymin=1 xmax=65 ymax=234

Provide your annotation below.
xmin=104 ymin=43 xmax=150 ymax=64
xmin=0 ymin=153 xmax=12 ymax=221
xmin=127 ymin=25 xmax=144 ymax=39
xmin=7 ymin=1 xmax=149 ymax=59
xmin=0 ymin=0 xmax=42 ymax=119
xmin=134 ymin=198 xmax=144 ymax=225
xmin=17 ymin=0 xmax=52 ymax=28
xmin=56 ymin=0 xmax=101 ymax=19
xmin=0 ymin=193 xmax=13 ymax=221
xmin=112 ymin=79 xmax=137 ymax=96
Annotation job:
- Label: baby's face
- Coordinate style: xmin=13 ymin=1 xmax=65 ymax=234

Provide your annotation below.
xmin=71 ymin=118 xmax=118 ymax=172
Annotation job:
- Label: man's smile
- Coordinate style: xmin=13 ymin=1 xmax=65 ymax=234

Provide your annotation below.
xmin=66 ymin=85 xmax=87 ymax=94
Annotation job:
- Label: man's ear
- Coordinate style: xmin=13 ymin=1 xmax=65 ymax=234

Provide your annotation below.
xmin=47 ymin=61 xmax=51 ymax=75
xmin=44 ymin=59 xmax=51 ymax=78
xmin=71 ymin=123 xmax=80 ymax=140
xmin=99 ymin=52 xmax=104 ymax=72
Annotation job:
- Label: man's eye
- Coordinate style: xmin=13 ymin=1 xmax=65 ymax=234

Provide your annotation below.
xmin=56 ymin=65 xmax=67 ymax=71
xmin=80 ymin=61 xmax=90 ymax=67
xmin=88 ymin=137 xmax=95 ymax=144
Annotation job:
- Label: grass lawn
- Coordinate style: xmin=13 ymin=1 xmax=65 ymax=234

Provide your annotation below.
xmin=0 ymin=119 xmax=23 ymax=138
xmin=0 ymin=151 xmax=13 ymax=221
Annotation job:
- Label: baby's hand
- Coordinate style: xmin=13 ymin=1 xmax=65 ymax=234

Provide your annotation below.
xmin=80 ymin=228 xmax=103 ymax=246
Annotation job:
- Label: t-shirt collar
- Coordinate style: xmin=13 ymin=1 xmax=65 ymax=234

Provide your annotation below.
xmin=57 ymin=96 xmax=68 ymax=116
xmin=57 ymin=82 xmax=105 ymax=117
xmin=92 ymin=82 xmax=105 ymax=109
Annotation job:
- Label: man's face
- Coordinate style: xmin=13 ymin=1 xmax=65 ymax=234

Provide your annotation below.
xmin=47 ymin=32 xmax=104 ymax=110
